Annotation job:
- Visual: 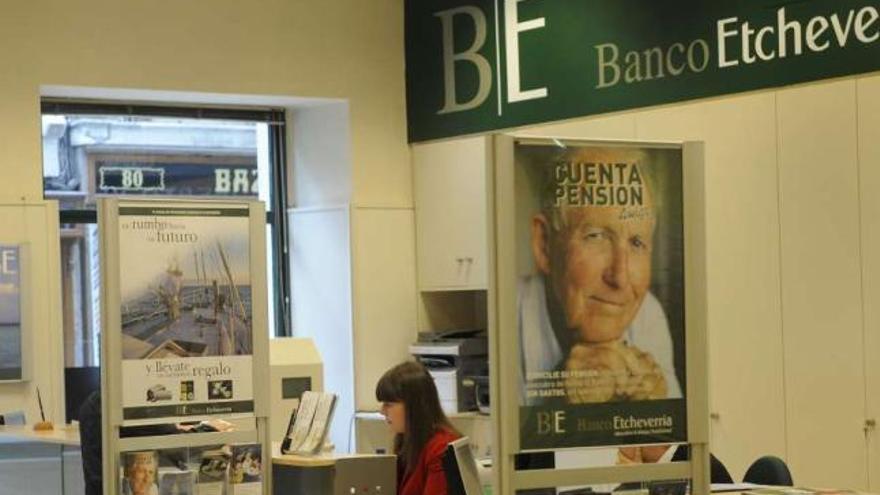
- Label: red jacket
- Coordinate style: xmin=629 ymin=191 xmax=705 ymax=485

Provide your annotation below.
xmin=398 ymin=428 xmax=461 ymax=495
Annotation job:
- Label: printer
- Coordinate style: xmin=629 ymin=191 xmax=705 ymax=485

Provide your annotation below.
xmin=409 ymin=330 xmax=488 ymax=414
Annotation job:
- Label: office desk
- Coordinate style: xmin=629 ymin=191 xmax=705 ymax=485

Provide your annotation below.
xmin=712 ymin=492 xmax=872 ymax=495
xmin=273 ymin=445 xmax=396 ymax=495
xmin=723 ymin=490 xmax=872 ymax=495
xmin=678 ymin=486 xmax=871 ymax=495
xmin=0 ymin=424 xmax=81 ymax=446
xmin=0 ymin=424 xmax=83 ymax=495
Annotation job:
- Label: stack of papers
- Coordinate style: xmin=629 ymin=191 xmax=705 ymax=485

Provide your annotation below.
xmin=281 ymin=391 xmax=337 ymax=455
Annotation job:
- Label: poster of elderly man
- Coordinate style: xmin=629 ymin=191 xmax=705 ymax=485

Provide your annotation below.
xmin=515 ymin=140 xmax=688 ymax=450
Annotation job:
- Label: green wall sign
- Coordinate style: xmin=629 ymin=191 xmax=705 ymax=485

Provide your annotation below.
xmin=405 ymin=0 xmax=880 ymax=142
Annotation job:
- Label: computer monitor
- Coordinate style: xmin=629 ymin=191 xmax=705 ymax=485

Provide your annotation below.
xmin=443 ymin=436 xmax=483 ymax=495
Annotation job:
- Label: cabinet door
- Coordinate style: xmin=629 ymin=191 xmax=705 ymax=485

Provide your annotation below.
xmin=777 ymin=80 xmax=868 ymax=490
xmin=414 ymin=136 xmax=488 ymax=290
xmin=858 ymin=74 xmax=880 ymax=492
xmin=636 ymin=93 xmax=787 ymax=478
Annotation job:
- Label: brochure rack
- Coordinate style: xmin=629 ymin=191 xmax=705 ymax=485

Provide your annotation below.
xmin=99 ymin=198 xmax=271 ymax=495
xmin=489 ymin=136 xmax=710 ymax=493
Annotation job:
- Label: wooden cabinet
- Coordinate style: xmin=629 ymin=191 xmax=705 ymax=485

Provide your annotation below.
xmin=633 ymin=92 xmax=789 ymax=481
xmin=413 ymin=136 xmax=489 ymax=291
xmin=859 ymin=74 xmax=880 ymax=491
xmin=776 ymin=80 xmax=868 ymax=490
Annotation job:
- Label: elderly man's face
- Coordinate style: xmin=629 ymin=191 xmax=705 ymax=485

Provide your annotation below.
xmin=537 ymin=203 xmax=655 ymax=344
xmin=127 ymin=461 xmax=156 ymax=495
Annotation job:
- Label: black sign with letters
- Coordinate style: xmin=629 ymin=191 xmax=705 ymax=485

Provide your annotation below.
xmin=96 ymin=161 xmax=258 ymax=198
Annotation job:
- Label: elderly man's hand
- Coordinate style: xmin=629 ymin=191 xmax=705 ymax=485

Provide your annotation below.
xmin=563 ymin=342 xmax=625 ymax=403
xmin=617 ymin=445 xmax=673 ymax=464
xmin=563 ymin=341 xmax=667 ymax=403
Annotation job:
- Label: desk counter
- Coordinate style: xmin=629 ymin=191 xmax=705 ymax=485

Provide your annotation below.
xmin=0 ymin=425 xmax=80 ymax=446
xmin=272 ymin=444 xmax=395 ymax=495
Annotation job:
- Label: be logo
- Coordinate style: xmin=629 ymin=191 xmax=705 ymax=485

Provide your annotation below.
xmin=433 ymin=0 xmax=549 ymax=115
xmin=536 ymin=410 xmax=566 ymax=435
xmin=0 ymin=248 xmax=17 ymax=277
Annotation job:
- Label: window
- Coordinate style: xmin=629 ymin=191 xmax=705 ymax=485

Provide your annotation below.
xmin=41 ymin=101 xmax=290 ymax=388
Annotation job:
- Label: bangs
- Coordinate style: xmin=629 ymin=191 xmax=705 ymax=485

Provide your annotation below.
xmin=375 ymin=371 xmax=401 ymax=403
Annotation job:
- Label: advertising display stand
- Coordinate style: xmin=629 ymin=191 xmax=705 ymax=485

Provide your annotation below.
xmin=489 ymin=135 xmax=710 ymax=493
xmin=99 ymin=198 xmax=271 ymax=495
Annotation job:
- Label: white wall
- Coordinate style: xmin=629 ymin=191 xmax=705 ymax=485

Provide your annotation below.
xmin=519 ymin=73 xmax=880 ymax=487
xmin=291 ymin=103 xmax=352 ymax=207
xmin=289 ymin=100 xmax=418 ymax=424
xmin=289 ymin=203 xmax=417 ymax=440
xmin=289 ymin=206 xmax=354 ymax=453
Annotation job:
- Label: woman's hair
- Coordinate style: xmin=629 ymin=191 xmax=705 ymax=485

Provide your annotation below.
xmin=375 ymin=361 xmax=457 ymax=471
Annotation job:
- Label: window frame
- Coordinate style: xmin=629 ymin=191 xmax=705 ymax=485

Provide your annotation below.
xmin=42 ymin=99 xmax=292 ymax=341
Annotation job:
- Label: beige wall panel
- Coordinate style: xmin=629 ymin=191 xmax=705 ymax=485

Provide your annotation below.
xmin=858 ymin=73 xmax=880 ymax=491
xmin=636 ymin=93 xmax=787 ymax=479
xmin=777 ymin=80 xmax=867 ymax=489
xmin=516 ymin=112 xmax=637 ymax=140
xmin=351 ymin=207 xmax=418 ymax=411
xmin=413 ymin=137 xmax=488 ymax=290
xmin=634 ymin=94 xmax=787 ymax=478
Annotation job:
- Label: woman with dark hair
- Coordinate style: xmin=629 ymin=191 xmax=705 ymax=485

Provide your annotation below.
xmin=376 ymin=361 xmax=461 ymax=495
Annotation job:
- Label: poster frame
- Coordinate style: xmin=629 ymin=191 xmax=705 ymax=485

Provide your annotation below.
xmin=99 ymin=197 xmax=271 ymax=495
xmin=488 ymin=135 xmax=710 ymax=493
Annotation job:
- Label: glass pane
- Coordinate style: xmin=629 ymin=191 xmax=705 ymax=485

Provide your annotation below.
xmin=42 ymin=114 xmax=269 ymax=210
xmin=61 ymin=223 xmax=102 ymax=424
xmin=61 ymin=224 xmax=101 ymax=369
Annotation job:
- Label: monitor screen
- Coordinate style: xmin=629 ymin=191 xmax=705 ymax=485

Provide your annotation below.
xmin=281 ymin=376 xmax=311 ymax=400
xmin=444 ymin=437 xmax=483 ymax=495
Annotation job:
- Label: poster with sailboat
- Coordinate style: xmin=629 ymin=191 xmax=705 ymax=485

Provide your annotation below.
xmin=117 ymin=202 xmax=255 ymax=425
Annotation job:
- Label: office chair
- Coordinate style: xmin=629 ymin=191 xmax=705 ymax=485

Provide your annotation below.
xmin=671 ymin=445 xmax=734 ymax=483
xmin=743 ymin=455 xmax=793 ymax=486
xmin=617 ymin=446 xmax=734 ymax=491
